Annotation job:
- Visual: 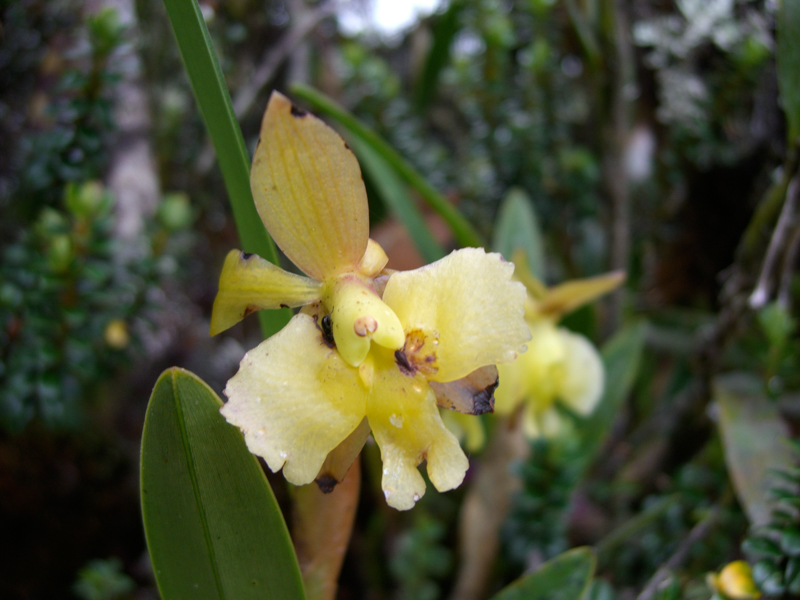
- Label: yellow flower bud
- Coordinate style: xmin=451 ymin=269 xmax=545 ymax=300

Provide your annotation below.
xmin=104 ymin=319 xmax=130 ymax=349
xmin=709 ymin=561 xmax=761 ymax=600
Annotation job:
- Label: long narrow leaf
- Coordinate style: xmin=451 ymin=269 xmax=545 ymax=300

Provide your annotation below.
xmin=141 ymin=368 xmax=305 ymax=600
xmin=162 ymin=0 xmax=289 ymax=336
xmin=348 ymin=136 xmax=445 ymax=264
xmin=778 ymin=0 xmax=800 ymax=144
xmin=414 ymin=0 xmax=465 ymax=112
xmin=289 ymin=83 xmax=485 ymax=249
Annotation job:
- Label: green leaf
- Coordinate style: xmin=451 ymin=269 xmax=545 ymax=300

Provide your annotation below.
xmin=162 ymin=0 xmax=288 ymax=337
xmin=492 ymin=187 xmax=546 ymax=279
xmin=778 ymin=0 xmax=800 ymax=144
xmin=577 ymin=321 xmax=647 ymax=471
xmin=490 ymin=547 xmax=595 ymax=600
xmin=141 ymin=368 xmax=305 ymax=600
xmin=414 ymin=0 xmax=464 ymax=112
xmin=715 ymin=373 xmax=795 ymax=527
xmin=347 ymin=136 xmax=445 ymax=264
xmin=289 ymin=83 xmax=485 ymax=249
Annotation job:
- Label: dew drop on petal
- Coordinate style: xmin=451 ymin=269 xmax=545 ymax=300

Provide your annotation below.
xmin=413 ymin=493 xmax=420 ymax=502
xmin=389 ymin=413 xmax=404 ymax=428
xmin=279 ymin=450 xmax=288 ymax=459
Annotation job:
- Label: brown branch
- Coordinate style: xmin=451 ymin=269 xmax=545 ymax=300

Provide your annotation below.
xmin=749 ymin=173 xmax=800 ymax=309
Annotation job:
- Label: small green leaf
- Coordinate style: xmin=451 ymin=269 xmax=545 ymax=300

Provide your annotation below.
xmin=742 ymin=536 xmax=784 ymax=559
xmin=778 ymin=0 xmax=800 ymax=144
xmin=715 ymin=372 xmax=795 ymax=527
xmin=787 ymin=558 xmax=800 ymax=594
xmin=347 ymin=136 xmax=445 ymax=264
xmin=490 ymin=547 xmax=595 ymax=600
xmin=782 ymin=528 xmax=800 ymax=557
xmin=141 ymin=368 xmax=305 ymax=600
xmin=492 ymin=187 xmax=545 ymax=279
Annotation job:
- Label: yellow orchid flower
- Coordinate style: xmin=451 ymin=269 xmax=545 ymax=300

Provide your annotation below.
xmin=494 ymin=253 xmax=624 ymax=439
xmin=211 ymin=92 xmax=530 ymax=510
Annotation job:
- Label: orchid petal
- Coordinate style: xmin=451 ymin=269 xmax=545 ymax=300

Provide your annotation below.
xmin=533 ymin=271 xmax=626 ymax=320
xmin=210 ymin=249 xmax=322 ymax=335
xmin=251 ymin=92 xmax=369 ymax=280
xmin=366 ymin=355 xmax=468 ymax=510
xmin=559 ymin=329 xmax=605 ymax=416
xmin=383 ymin=248 xmax=530 ymax=382
xmin=221 ymin=313 xmax=367 ymax=486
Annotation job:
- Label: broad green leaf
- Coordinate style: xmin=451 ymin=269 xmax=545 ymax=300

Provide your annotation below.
xmin=141 ymin=368 xmax=305 ymax=600
xmin=778 ymin=0 xmax=800 ymax=144
xmin=715 ymin=372 xmax=795 ymax=527
xmin=414 ymin=0 xmax=465 ymax=112
xmin=347 ymin=136 xmax=445 ymax=264
xmin=162 ymin=0 xmax=288 ymax=337
xmin=289 ymin=83 xmax=485 ymax=249
xmin=490 ymin=547 xmax=596 ymax=600
xmin=493 ymin=187 xmax=546 ymax=279
xmin=577 ymin=321 xmax=647 ymax=471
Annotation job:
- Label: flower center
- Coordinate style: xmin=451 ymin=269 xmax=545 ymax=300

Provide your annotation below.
xmin=323 ymin=273 xmax=405 ymax=367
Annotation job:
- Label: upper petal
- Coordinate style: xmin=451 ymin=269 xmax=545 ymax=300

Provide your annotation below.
xmin=221 ymin=313 xmax=368 ymax=485
xmin=382 ymin=248 xmax=530 ymax=383
xmin=210 ymin=249 xmax=322 ymax=335
xmin=251 ymin=92 xmax=369 ymax=280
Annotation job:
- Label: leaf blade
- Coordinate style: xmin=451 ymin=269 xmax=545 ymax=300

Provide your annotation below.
xmin=490 ymin=547 xmax=596 ymax=600
xmin=778 ymin=0 xmax=800 ymax=144
xmin=492 ymin=187 xmax=546 ymax=279
xmin=141 ymin=368 xmax=305 ymax=600
xmin=715 ymin=372 xmax=795 ymax=527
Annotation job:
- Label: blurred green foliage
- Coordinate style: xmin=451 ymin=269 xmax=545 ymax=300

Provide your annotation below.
xmin=0 ymin=181 xmax=187 ymax=431
xmin=742 ymin=440 xmax=800 ymax=598
xmin=73 ymin=558 xmax=135 ymax=600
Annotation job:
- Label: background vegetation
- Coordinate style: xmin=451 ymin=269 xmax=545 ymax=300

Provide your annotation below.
xmin=1 ymin=0 xmax=799 ymax=598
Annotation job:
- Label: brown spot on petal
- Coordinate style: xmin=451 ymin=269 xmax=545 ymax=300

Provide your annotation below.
xmin=395 ymin=329 xmax=438 ymax=377
xmin=243 ymin=304 xmax=259 ymax=318
xmin=315 ymin=474 xmax=337 ymax=493
xmin=240 ymin=251 xmax=254 ymax=260
xmin=290 ymin=103 xmax=308 ymax=117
